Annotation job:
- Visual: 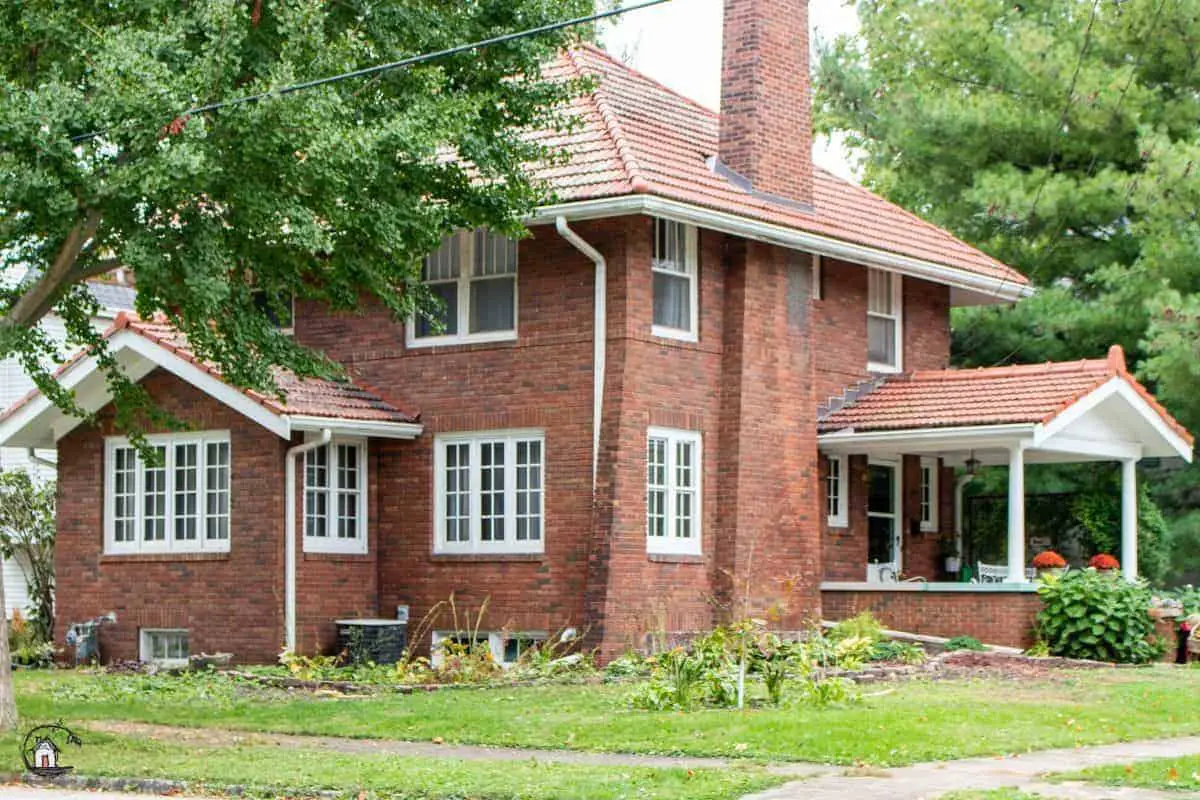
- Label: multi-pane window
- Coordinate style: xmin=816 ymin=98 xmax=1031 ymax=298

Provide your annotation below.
xmin=434 ymin=431 xmax=545 ymax=554
xmin=140 ymin=629 xmax=189 ymax=665
xmin=646 ymin=427 xmax=702 ymax=555
xmin=920 ymin=457 xmax=938 ymax=532
xmin=303 ymin=439 xmax=367 ymax=554
xmin=105 ymin=433 xmax=231 ymax=555
xmin=826 ymin=455 xmax=848 ymax=528
xmin=413 ymin=229 xmax=518 ymax=344
xmin=867 ymin=268 xmax=902 ymax=371
xmin=651 ymin=218 xmax=698 ymax=339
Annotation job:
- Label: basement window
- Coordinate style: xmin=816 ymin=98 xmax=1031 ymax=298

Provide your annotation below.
xmin=140 ymin=629 xmax=189 ymax=667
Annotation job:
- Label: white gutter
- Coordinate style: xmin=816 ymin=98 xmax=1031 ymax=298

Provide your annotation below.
xmin=554 ymin=217 xmax=606 ymax=493
xmin=819 ymin=423 xmax=1037 ymax=449
xmin=284 ymin=428 xmax=331 ymax=653
xmin=24 ymin=448 xmax=57 ymax=470
xmin=532 ymin=196 xmax=1033 ymax=303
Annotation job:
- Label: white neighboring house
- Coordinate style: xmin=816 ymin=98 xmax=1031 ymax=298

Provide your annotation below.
xmin=0 ymin=279 xmax=137 ymax=618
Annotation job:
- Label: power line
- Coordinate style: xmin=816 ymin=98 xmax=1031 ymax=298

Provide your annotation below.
xmin=71 ymin=0 xmax=672 ymax=143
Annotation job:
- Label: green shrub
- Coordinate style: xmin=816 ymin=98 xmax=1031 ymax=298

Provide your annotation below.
xmin=869 ymin=640 xmax=927 ymax=665
xmin=944 ymin=636 xmax=987 ymax=652
xmin=1037 ymin=569 xmax=1164 ymax=664
xmin=829 ymin=612 xmax=884 ymax=643
xmin=629 ymin=647 xmax=704 ymax=710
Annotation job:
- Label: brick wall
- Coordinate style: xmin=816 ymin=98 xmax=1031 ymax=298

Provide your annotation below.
xmin=55 ymin=370 xmax=288 ymax=664
xmin=822 ymin=589 xmax=1042 ymax=649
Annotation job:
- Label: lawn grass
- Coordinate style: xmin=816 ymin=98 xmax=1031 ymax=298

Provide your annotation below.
xmin=0 ymin=727 xmax=783 ymax=799
xmin=15 ymin=667 xmax=1200 ymax=766
xmin=1058 ymin=754 xmax=1200 ymax=793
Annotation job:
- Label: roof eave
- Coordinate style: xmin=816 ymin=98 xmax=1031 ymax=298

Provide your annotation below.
xmin=531 ymin=195 xmax=1033 ymax=304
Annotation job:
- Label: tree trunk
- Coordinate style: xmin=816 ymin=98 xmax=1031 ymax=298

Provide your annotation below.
xmin=0 ymin=568 xmax=19 ymax=731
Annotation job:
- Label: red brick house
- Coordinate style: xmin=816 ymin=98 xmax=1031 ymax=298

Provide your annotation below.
xmin=0 ymin=0 xmax=1192 ymax=663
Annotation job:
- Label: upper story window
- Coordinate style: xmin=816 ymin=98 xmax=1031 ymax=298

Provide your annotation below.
xmin=411 ymin=229 xmax=518 ymax=346
xmin=826 ymin=455 xmax=848 ymax=528
xmin=105 ymin=432 xmax=231 ymax=555
xmin=303 ymin=439 xmax=368 ymax=554
xmin=919 ymin=457 xmax=938 ymax=532
xmin=433 ymin=430 xmax=545 ymax=555
xmin=646 ymin=427 xmax=702 ymax=555
xmin=867 ymin=268 xmax=902 ymax=372
xmin=651 ymin=218 xmax=698 ymax=341
xmin=252 ymin=289 xmax=295 ymax=336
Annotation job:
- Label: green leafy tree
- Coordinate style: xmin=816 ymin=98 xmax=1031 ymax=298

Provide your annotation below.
xmin=815 ymin=0 xmax=1200 ymax=579
xmin=0 ymin=470 xmax=56 ymax=645
xmin=0 ymin=0 xmax=591 ymax=731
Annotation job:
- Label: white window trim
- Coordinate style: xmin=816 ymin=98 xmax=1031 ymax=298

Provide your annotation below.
xmin=867 ymin=456 xmax=903 ymax=576
xmin=431 ymin=630 xmax=547 ymax=668
xmin=645 ymin=426 xmax=702 ymax=556
xmin=432 ymin=429 xmax=546 ymax=555
xmin=407 ymin=230 xmax=519 ymax=348
xmin=104 ymin=431 xmax=232 ymax=556
xmin=303 ymin=436 xmax=369 ymax=555
xmin=651 ymin=219 xmax=700 ymax=342
xmin=139 ymin=628 xmax=189 ymax=667
xmin=826 ymin=454 xmax=848 ymax=528
xmin=867 ymin=269 xmax=903 ymax=373
xmin=920 ymin=457 xmax=939 ymax=532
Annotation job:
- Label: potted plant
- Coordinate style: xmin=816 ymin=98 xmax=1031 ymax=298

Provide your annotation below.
xmin=1032 ymin=550 xmax=1067 ymax=579
xmin=939 ymin=533 xmax=960 ymax=575
xmin=1089 ymin=553 xmax=1121 ymax=573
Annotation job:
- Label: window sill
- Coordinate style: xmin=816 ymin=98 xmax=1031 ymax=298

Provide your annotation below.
xmin=303 ymin=551 xmax=372 ymax=562
xmin=827 ymin=518 xmax=848 ymax=529
xmin=407 ymin=331 xmax=517 ymax=349
xmin=867 ymin=362 xmax=903 ymax=374
xmin=101 ymin=552 xmax=230 ymax=563
xmin=647 ymin=552 xmax=704 ymax=564
xmin=430 ymin=553 xmax=545 ymax=563
xmin=651 ymin=325 xmax=698 ymax=344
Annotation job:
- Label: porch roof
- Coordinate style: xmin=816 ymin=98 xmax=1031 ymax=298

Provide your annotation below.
xmin=818 ymin=346 xmax=1193 ymax=463
xmin=0 ymin=313 xmax=423 ymax=447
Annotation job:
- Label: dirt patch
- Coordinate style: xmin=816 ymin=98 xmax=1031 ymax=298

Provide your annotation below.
xmin=845 ymin=650 xmax=1124 ymax=684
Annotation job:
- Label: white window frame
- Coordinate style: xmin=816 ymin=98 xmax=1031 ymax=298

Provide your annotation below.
xmin=302 ymin=437 xmax=369 ymax=555
xmin=433 ymin=430 xmax=546 ymax=555
xmin=430 ymin=630 xmax=547 ymax=668
xmin=826 ymin=454 xmax=848 ymax=528
xmin=139 ymin=628 xmax=189 ymax=667
xmin=920 ymin=457 xmax=939 ymax=532
xmin=651 ymin=218 xmax=699 ymax=342
xmin=645 ymin=427 xmax=702 ymax=556
xmin=867 ymin=268 xmax=903 ymax=373
xmin=104 ymin=431 xmax=232 ymax=556
xmin=407 ymin=229 xmax=519 ymax=348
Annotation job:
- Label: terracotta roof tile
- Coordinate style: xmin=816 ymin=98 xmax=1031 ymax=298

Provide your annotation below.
xmin=532 ymin=45 xmax=1029 ymax=289
xmin=818 ymin=346 xmax=1192 ymax=446
xmin=0 ymin=314 xmax=418 ymax=427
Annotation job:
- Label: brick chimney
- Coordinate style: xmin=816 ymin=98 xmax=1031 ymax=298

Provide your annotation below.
xmin=719 ymin=0 xmax=813 ymax=207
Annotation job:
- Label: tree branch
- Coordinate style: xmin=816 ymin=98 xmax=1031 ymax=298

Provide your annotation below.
xmin=0 ymin=209 xmax=102 ymax=332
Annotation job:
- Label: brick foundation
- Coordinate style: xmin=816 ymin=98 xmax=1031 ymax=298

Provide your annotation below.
xmin=822 ymin=588 xmax=1042 ymax=649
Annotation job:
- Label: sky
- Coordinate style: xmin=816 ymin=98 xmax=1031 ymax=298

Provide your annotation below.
xmin=600 ymin=0 xmax=860 ymax=178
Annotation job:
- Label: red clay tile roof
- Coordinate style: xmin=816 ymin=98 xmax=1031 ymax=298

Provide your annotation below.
xmin=533 ymin=45 xmax=1028 ymax=289
xmin=0 ymin=313 xmax=417 ymax=426
xmin=818 ymin=345 xmax=1193 ymax=446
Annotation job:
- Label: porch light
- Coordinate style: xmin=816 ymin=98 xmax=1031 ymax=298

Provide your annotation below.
xmin=965 ymin=452 xmax=980 ymax=476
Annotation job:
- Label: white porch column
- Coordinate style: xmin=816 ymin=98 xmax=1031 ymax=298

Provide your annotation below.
xmin=1121 ymin=458 xmax=1139 ymax=581
xmin=1007 ymin=445 xmax=1026 ymax=583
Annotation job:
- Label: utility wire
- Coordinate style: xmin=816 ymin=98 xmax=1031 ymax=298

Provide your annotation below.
xmin=71 ymin=0 xmax=672 ymax=143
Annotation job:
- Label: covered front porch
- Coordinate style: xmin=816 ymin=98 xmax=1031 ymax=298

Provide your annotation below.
xmin=817 ymin=347 xmax=1194 ymax=647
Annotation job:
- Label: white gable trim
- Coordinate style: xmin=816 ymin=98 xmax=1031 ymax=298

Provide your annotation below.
xmin=0 ymin=331 xmax=422 ymax=447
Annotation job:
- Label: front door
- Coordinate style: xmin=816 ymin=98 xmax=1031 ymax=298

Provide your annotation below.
xmin=867 ymin=460 xmax=901 ymax=582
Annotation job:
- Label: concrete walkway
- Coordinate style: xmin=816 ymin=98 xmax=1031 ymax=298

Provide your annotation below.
xmin=78 ymin=722 xmax=1200 ymax=798
xmin=745 ymin=735 xmax=1200 ymax=800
